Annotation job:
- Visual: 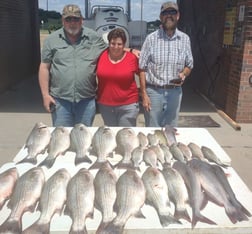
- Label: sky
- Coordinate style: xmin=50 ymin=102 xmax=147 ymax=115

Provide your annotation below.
xmin=38 ymin=0 xmax=177 ymax=22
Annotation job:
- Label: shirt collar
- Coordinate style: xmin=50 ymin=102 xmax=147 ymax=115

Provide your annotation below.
xmin=159 ymin=28 xmax=180 ymax=40
xmin=59 ymin=27 xmax=89 ymax=42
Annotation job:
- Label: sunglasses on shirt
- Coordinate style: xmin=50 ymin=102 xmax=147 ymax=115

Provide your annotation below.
xmin=161 ymin=9 xmax=178 ymax=16
xmin=64 ymin=17 xmax=81 ymax=23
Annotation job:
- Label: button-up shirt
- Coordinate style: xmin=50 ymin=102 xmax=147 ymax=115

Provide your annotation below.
xmin=41 ymin=27 xmax=107 ymax=102
xmin=139 ymin=28 xmax=193 ymax=86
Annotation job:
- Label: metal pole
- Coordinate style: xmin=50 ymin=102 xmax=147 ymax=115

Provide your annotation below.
xmin=46 ymin=0 xmax=48 ymax=11
xmin=140 ymin=0 xmax=143 ymax=46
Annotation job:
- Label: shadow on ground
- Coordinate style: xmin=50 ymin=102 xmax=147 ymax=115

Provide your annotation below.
xmin=0 ymin=77 xmax=216 ymax=114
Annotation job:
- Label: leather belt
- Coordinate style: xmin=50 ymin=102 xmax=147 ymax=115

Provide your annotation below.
xmin=147 ymin=83 xmax=178 ymax=89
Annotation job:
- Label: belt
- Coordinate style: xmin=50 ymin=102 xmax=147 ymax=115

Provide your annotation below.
xmin=147 ymin=83 xmax=179 ymax=89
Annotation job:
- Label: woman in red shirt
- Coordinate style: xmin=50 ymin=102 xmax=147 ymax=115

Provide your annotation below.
xmin=96 ymin=28 xmax=143 ymax=126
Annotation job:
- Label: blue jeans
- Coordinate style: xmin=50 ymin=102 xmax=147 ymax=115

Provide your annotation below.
xmin=51 ymin=97 xmax=96 ymax=127
xmin=144 ymin=86 xmax=182 ymax=127
xmin=98 ymin=102 xmax=139 ymax=127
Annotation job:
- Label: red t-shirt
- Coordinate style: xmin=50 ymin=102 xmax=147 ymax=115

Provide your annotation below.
xmin=96 ymin=49 xmax=139 ymax=106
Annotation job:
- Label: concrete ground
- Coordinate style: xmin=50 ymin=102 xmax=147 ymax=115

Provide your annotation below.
xmin=0 ymin=76 xmax=252 ymax=192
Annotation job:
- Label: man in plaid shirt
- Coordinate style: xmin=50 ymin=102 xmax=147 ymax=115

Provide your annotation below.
xmin=139 ymin=1 xmax=193 ymax=127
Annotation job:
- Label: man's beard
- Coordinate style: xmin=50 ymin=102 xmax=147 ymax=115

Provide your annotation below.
xmin=162 ymin=17 xmax=177 ymax=31
xmin=64 ymin=27 xmax=80 ymax=36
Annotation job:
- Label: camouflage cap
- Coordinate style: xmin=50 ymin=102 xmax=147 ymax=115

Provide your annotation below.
xmin=62 ymin=4 xmax=82 ymax=18
xmin=160 ymin=2 xmax=179 ymax=13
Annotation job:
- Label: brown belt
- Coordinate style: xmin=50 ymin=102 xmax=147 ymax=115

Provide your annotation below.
xmin=147 ymin=83 xmax=179 ymax=89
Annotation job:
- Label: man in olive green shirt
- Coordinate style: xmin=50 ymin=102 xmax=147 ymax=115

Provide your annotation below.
xmin=39 ymin=4 xmax=107 ymax=126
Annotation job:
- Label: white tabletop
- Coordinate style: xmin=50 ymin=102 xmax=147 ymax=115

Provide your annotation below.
xmin=1 ymin=127 xmax=251 ymax=233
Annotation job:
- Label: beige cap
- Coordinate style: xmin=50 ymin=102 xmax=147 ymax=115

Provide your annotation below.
xmin=160 ymin=2 xmax=179 ymax=13
xmin=62 ymin=4 xmax=82 ymax=18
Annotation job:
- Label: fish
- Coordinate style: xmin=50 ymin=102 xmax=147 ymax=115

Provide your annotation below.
xmin=211 ymin=164 xmax=251 ymax=218
xmin=162 ymin=125 xmax=177 ymax=146
xmin=154 ymin=129 xmax=168 ymax=145
xmin=65 ymin=168 xmax=95 ymax=234
xmin=100 ymin=169 xmax=146 ymax=234
xmin=115 ymin=128 xmax=139 ymax=169
xmin=147 ymin=133 xmax=159 ymax=146
xmin=0 ymin=167 xmax=19 ymax=210
xmin=142 ymin=166 xmax=181 ymax=227
xmin=70 ymin=123 xmax=92 ymax=165
xmin=143 ymin=147 xmax=158 ymax=168
xmin=177 ymin=142 xmax=192 ymax=161
xmin=149 ymin=145 xmax=165 ymax=164
xmin=89 ymin=126 xmax=116 ymax=169
xmin=201 ymin=146 xmax=230 ymax=167
xmin=94 ymin=162 xmax=117 ymax=234
xmin=188 ymin=159 xmax=251 ymax=224
xmin=173 ymin=161 xmax=216 ymax=228
xmin=188 ymin=142 xmax=205 ymax=160
xmin=17 ymin=122 xmax=51 ymax=165
xmin=160 ymin=143 xmax=173 ymax=165
xmin=0 ymin=167 xmax=45 ymax=234
xmin=162 ymin=164 xmax=191 ymax=223
xmin=137 ymin=131 xmax=148 ymax=148
xmin=169 ymin=143 xmax=185 ymax=162
xmin=131 ymin=146 xmax=144 ymax=171
xmin=38 ymin=126 xmax=70 ymax=168
xmin=22 ymin=168 xmax=71 ymax=234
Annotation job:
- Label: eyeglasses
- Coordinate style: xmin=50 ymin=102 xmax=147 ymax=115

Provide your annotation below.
xmin=64 ymin=17 xmax=81 ymax=23
xmin=161 ymin=9 xmax=178 ymax=16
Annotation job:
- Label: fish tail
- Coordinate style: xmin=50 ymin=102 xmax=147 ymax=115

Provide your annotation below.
xmin=192 ymin=212 xmax=216 ymax=229
xmin=158 ymin=213 xmax=181 ymax=227
xmin=241 ymin=205 xmax=252 ymax=217
xmin=75 ymin=155 xmax=92 ymax=165
xmin=96 ymin=222 xmax=110 ymax=234
xmin=174 ymin=209 xmax=191 ymax=223
xmin=114 ymin=162 xmax=133 ymax=170
xmin=38 ymin=157 xmax=56 ymax=168
xmin=16 ymin=157 xmax=37 ymax=165
xmin=0 ymin=219 xmax=21 ymax=234
xmin=69 ymin=226 xmax=88 ymax=234
xmin=89 ymin=160 xmax=109 ymax=170
xmin=233 ymin=200 xmax=252 ymax=218
xmin=96 ymin=221 xmax=124 ymax=234
xmin=225 ymin=205 xmax=249 ymax=224
xmin=22 ymin=222 xmax=50 ymax=234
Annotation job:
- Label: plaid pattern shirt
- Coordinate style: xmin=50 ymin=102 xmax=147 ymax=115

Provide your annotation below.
xmin=139 ymin=28 xmax=193 ymax=86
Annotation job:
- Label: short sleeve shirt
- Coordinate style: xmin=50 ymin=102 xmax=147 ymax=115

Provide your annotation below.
xmin=139 ymin=28 xmax=193 ymax=86
xmin=41 ymin=27 xmax=107 ymax=102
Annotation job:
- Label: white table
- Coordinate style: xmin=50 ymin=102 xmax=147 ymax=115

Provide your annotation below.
xmin=1 ymin=127 xmax=252 ymax=233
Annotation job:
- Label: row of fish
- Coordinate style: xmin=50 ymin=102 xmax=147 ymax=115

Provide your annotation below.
xmin=0 ymin=159 xmax=251 ymax=233
xmin=15 ymin=123 xmax=230 ymax=170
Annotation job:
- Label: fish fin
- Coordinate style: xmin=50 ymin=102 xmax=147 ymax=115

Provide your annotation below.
xmin=225 ymin=205 xmax=249 ymax=224
xmin=96 ymin=221 xmax=124 ymax=234
xmin=114 ymin=161 xmax=133 ymax=170
xmin=133 ymin=166 xmax=141 ymax=172
xmin=0 ymin=219 xmax=22 ymax=234
xmin=158 ymin=213 xmax=181 ymax=227
xmin=134 ymin=209 xmax=146 ymax=219
xmin=38 ymin=157 xmax=56 ymax=168
xmin=75 ymin=155 xmax=92 ymax=165
xmin=239 ymin=204 xmax=252 ymax=217
xmin=16 ymin=157 xmax=37 ymax=165
xmin=174 ymin=209 xmax=191 ymax=223
xmin=89 ymin=160 xmax=110 ymax=170
xmin=192 ymin=213 xmax=216 ymax=229
xmin=96 ymin=222 xmax=110 ymax=234
xmin=22 ymin=222 xmax=50 ymax=234
xmin=69 ymin=226 xmax=88 ymax=234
